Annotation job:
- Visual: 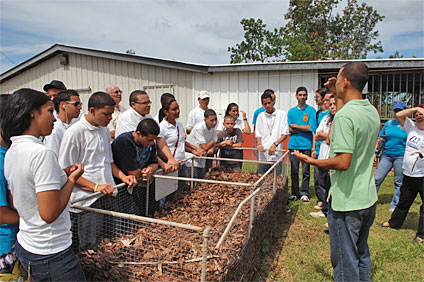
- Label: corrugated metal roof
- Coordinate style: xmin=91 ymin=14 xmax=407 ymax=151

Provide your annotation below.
xmin=1 ymin=43 xmax=423 ymax=83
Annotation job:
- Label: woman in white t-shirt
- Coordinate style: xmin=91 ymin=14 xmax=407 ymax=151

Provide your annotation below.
xmin=310 ymin=95 xmax=336 ymax=218
xmin=380 ymin=105 xmax=424 ymax=243
xmin=217 ymin=103 xmax=251 ymax=134
xmin=2 ymin=89 xmax=86 ymax=281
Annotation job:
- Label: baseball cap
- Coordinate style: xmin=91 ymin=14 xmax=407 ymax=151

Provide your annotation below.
xmin=43 ymin=80 xmax=67 ymax=92
xmin=392 ymin=101 xmax=406 ymax=110
xmin=198 ymin=90 xmax=210 ymax=100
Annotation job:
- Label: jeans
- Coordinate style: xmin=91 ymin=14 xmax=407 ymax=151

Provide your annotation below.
xmin=388 ymin=175 xmax=424 ymax=239
xmin=375 ymin=154 xmax=404 ymax=210
xmin=328 ymin=202 xmax=376 ymax=282
xmin=289 ymin=149 xmax=311 ymax=197
xmin=15 ymin=241 xmax=85 ymax=282
xmin=317 ymin=167 xmax=331 ymax=216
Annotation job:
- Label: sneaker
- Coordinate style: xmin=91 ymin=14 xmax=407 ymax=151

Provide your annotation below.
xmin=314 ymin=202 xmax=323 ymax=210
xmin=389 ymin=208 xmax=395 ymax=213
xmin=324 ymin=222 xmax=328 ymax=228
xmin=310 ymin=211 xmax=325 ymax=218
xmin=300 ymin=195 xmax=310 ymax=203
xmin=288 ymin=195 xmax=299 ymax=201
xmin=412 ymin=236 xmax=423 ymax=243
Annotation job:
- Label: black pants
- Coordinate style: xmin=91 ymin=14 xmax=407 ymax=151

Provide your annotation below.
xmin=388 ymin=175 xmax=424 ymax=239
xmin=318 ymin=167 xmax=331 ymax=216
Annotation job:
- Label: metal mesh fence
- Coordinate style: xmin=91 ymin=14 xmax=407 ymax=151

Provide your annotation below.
xmin=70 ymin=150 xmax=289 ymax=281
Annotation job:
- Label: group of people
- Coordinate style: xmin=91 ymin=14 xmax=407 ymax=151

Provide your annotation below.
xmin=0 ymin=61 xmax=422 ymax=282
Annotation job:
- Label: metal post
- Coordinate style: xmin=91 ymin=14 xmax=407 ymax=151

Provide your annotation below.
xmin=248 ymin=196 xmax=255 ymax=239
xmin=273 ymin=165 xmax=277 ymax=195
xmin=191 ymin=158 xmax=194 ymax=190
xmin=201 ymin=226 xmax=211 ymax=282
xmin=145 ymin=181 xmax=150 ymax=216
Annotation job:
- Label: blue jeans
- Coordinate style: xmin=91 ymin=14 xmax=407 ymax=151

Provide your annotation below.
xmin=289 ymin=149 xmax=311 ymax=197
xmin=328 ymin=203 xmax=376 ymax=282
xmin=375 ymin=154 xmax=403 ymax=210
xmin=15 ymin=241 xmax=85 ymax=282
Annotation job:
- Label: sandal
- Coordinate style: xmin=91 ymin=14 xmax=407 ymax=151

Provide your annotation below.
xmin=377 ymin=222 xmax=391 ymax=228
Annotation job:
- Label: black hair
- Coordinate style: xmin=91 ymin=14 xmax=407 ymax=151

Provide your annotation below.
xmin=129 ymin=90 xmax=148 ymax=104
xmin=225 ymin=102 xmax=238 ymax=116
xmin=224 ymin=114 xmax=236 ymax=121
xmin=1 ymin=88 xmax=50 ymax=146
xmin=158 ymin=93 xmax=176 ymax=123
xmin=296 ymin=86 xmax=308 ymax=95
xmin=88 ymin=91 xmax=115 ymax=110
xmin=204 ymin=109 xmax=217 ymax=119
xmin=315 ymin=87 xmax=328 ymax=98
xmin=0 ymin=94 xmax=11 ymax=140
xmin=341 ymin=62 xmax=369 ymax=92
xmin=136 ymin=118 xmax=160 ymax=136
xmin=53 ymin=90 xmax=79 ymax=113
xmin=261 ymin=92 xmax=272 ymax=102
xmin=327 ymin=94 xmax=336 ymax=126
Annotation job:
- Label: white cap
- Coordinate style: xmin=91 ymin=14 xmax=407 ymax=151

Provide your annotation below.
xmin=198 ymin=90 xmax=210 ymax=99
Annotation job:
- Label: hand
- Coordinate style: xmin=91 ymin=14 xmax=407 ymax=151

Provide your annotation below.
xmin=65 ymin=163 xmax=84 ymax=183
xmin=291 ymin=150 xmax=311 ymax=164
xmin=121 ymin=174 xmax=137 ymax=188
xmin=193 ymin=149 xmax=205 ymax=157
xmin=240 ymin=110 xmax=247 ymax=119
xmin=268 ymin=144 xmax=276 ymax=156
xmin=207 ymin=148 xmax=215 ymax=155
xmin=110 ymin=130 xmax=115 ymax=139
xmin=167 ymin=158 xmax=180 ymax=172
xmin=161 ymin=162 xmax=173 ymax=174
xmin=96 ymin=184 xmax=116 ymax=195
xmin=257 ymin=145 xmax=265 ymax=152
xmin=311 ymin=150 xmax=317 ymax=158
xmin=324 ymin=77 xmax=337 ymax=94
xmin=141 ymin=167 xmax=153 ymax=181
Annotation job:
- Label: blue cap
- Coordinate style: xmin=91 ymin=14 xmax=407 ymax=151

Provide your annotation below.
xmin=393 ymin=101 xmax=406 ymax=110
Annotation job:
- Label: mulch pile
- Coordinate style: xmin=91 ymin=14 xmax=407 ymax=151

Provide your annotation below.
xmin=78 ymin=167 xmax=287 ymax=281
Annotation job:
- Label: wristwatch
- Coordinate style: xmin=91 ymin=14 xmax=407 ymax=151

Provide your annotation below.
xmin=273 ymin=141 xmax=279 ymax=147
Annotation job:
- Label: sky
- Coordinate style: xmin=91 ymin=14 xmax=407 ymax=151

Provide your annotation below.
xmin=1 ymin=0 xmax=423 ymax=74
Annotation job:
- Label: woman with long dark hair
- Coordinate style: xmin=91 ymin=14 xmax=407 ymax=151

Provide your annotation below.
xmin=2 ymin=88 xmax=86 ymax=281
xmin=217 ymin=102 xmax=251 ymax=134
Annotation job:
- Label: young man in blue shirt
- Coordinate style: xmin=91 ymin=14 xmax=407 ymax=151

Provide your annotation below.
xmin=288 ymin=87 xmax=317 ymax=202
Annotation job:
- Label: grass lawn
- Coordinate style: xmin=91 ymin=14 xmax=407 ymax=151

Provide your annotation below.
xmin=243 ymin=163 xmax=424 ymax=281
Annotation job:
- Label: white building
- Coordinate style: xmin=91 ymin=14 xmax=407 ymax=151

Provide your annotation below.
xmin=1 ymin=44 xmax=423 ymax=125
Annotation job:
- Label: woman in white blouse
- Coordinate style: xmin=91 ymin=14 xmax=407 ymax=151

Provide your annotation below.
xmin=2 ymin=88 xmax=86 ymax=281
xmin=217 ymin=103 xmax=251 ymax=135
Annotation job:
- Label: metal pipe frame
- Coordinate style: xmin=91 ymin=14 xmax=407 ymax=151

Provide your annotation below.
xmin=70 ymin=205 xmax=203 ymax=232
xmin=200 ymin=226 xmax=211 ymax=282
xmin=154 ymin=174 xmax=253 ymax=187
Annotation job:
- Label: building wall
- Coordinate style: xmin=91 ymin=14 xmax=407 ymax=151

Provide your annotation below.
xmin=0 ymin=53 xmax=195 ymax=125
xmin=193 ymin=70 xmax=319 ymax=122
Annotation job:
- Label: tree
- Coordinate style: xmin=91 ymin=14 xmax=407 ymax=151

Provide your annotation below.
xmin=228 ymin=0 xmax=384 ymax=63
xmin=228 ymin=18 xmax=284 ymax=63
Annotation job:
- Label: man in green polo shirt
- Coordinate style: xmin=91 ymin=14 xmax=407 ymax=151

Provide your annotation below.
xmin=292 ymin=62 xmax=380 ymax=281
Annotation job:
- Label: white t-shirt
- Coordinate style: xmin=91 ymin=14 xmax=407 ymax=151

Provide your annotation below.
xmin=186 ymin=106 xmax=207 ymax=130
xmin=186 ymin=121 xmax=217 ymax=168
xmin=402 ymin=118 xmax=424 ymax=177
xmin=255 ymin=109 xmax=289 ymax=161
xmin=107 ymin=104 xmax=126 ymax=133
xmin=158 ymin=119 xmax=186 ymax=161
xmin=115 ymin=107 xmax=152 ymax=138
xmin=217 ymin=116 xmax=246 ymax=132
xmin=5 ymin=135 xmax=70 ymax=255
xmin=317 ymin=115 xmax=332 ymax=160
xmin=59 ymin=115 xmax=115 ymax=211
xmin=44 ymin=119 xmax=71 ymax=157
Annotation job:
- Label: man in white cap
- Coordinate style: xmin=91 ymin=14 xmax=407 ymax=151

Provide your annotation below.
xmin=186 ymin=90 xmax=211 ymax=134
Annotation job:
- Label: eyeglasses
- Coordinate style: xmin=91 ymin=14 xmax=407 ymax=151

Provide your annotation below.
xmin=134 ymin=101 xmax=152 ymax=105
xmin=113 ymin=90 xmax=122 ymax=94
xmin=66 ymin=101 xmax=83 ymax=107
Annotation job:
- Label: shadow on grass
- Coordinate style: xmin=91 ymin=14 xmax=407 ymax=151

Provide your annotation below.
xmin=377 ymin=192 xmax=395 ymax=205
xmin=253 ymin=197 xmax=299 ymax=281
xmin=313 ymin=263 xmax=333 ymax=281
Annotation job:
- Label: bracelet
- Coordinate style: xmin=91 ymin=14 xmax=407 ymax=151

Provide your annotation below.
xmin=243 ymin=118 xmax=247 ymax=121
xmin=94 ymin=184 xmax=99 ymax=192
xmin=257 ymin=144 xmax=263 ymax=148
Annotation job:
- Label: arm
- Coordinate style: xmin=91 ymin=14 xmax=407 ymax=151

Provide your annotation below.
xmin=0 ymin=190 xmax=19 ymax=225
xmin=111 ymin=162 xmax=137 ymax=187
xmin=156 ymin=137 xmax=179 ymax=172
xmin=292 ymin=151 xmax=352 ymax=171
xmin=37 ymin=163 xmax=84 ymax=224
xmin=290 ymin=124 xmax=311 ymax=132
xmin=268 ymin=134 xmax=288 ymax=155
xmin=200 ymin=140 xmax=215 ymax=151
xmin=127 ymin=163 xmax=159 ymax=182
xmin=185 ymin=141 xmax=205 ymax=156
xmin=396 ymin=107 xmax=424 ymax=126
xmin=316 ymin=130 xmax=328 ymax=141
xmin=255 ymin=136 xmax=265 ymax=152
xmin=240 ymin=110 xmax=251 ymax=134
xmin=324 ymin=77 xmax=344 ymax=110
